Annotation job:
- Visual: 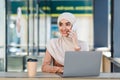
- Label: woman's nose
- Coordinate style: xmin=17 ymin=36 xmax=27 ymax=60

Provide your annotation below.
xmin=62 ymin=26 xmax=67 ymax=29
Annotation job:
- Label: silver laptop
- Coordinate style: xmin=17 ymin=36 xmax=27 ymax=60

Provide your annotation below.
xmin=62 ymin=51 xmax=102 ymax=77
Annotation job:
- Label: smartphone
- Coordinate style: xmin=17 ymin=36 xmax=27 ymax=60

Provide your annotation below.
xmin=71 ymin=25 xmax=77 ymax=32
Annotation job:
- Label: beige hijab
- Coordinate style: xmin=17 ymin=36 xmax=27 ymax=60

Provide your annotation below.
xmin=47 ymin=12 xmax=89 ymax=65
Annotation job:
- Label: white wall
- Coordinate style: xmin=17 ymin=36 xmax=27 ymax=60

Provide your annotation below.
xmin=75 ymin=16 xmax=93 ymax=49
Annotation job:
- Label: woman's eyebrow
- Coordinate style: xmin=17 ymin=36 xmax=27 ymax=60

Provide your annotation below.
xmin=66 ymin=22 xmax=71 ymax=23
xmin=66 ymin=22 xmax=71 ymax=25
xmin=59 ymin=22 xmax=62 ymax=24
xmin=59 ymin=21 xmax=71 ymax=25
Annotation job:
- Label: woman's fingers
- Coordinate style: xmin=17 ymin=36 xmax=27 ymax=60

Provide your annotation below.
xmin=68 ymin=30 xmax=76 ymax=38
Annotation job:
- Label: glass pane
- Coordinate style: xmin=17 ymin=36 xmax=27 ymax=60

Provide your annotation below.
xmin=6 ymin=0 xmax=28 ymax=72
xmin=0 ymin=0 xmax=5 ymax=72
xmin=6 ymin=0 xmax=49 ymax=72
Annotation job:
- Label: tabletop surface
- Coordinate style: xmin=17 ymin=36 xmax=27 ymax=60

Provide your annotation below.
xmin=0 ymin=72 xmax=120 ymax=78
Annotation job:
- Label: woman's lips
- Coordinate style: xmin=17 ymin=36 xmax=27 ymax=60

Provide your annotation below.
xmin=62 ymin=31 xmax=68 ymax=34
xmin=61 ymin=29 xmax=70 ymax=35
xmin=62 ymin=30 xmax=69 ymax=33
xmin=62 ymin=32 xmax=67 ymax=34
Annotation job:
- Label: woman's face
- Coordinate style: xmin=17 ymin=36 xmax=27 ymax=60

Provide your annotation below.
xmin=58 ymin=19 xmax=72 ymax=37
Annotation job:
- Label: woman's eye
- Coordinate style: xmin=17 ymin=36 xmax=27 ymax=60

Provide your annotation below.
xmin=59 ymin=23 xmax=62 ymax=26
xmin=66 ymin=22 xmax=71 ymax=26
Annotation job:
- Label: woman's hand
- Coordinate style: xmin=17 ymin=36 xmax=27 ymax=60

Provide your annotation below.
xmin=68 ymin=30 xmax=80 ymax=51
xmin=57 ymin=67 xmax=64 ymax=73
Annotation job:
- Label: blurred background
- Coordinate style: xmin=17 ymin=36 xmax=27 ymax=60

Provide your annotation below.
xmin=0 ymin=0 xmax=112 ymax=72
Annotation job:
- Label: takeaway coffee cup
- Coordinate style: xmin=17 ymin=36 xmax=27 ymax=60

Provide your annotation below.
xmin=27 ymin=58 xmax=38 ymax=77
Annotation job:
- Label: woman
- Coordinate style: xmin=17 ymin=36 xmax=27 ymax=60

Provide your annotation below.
xmin=42 ymin=12 xmax=89 ymax=73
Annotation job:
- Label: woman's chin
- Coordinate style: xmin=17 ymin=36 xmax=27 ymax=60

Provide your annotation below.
xmin=62 ymin=34 xmax=69 ymax=37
